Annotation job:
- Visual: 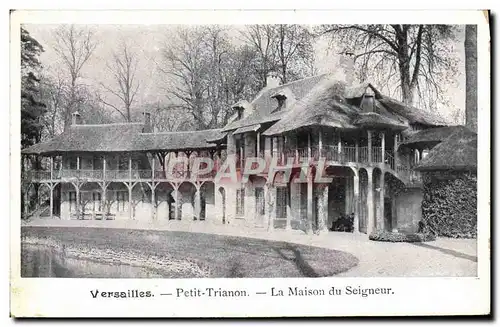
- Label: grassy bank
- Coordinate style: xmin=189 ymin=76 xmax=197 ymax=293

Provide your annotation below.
xmin=21 ymin=226 xmax=358 ymax=278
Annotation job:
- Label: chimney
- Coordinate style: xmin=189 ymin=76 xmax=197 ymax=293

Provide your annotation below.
xmin=142 ymin=112 xmax=152 ymax=133
xmin=71 ymin=111 xmax=82 ymax=125
xmin=266 ymin=71 xmax=280 ymax=88
xmin=331 ymin=51 xmax=355 ymax=85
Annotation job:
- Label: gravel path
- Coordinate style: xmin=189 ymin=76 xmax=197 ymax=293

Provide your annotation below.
xmin=22 ymin=218 xmax=477 ymax=277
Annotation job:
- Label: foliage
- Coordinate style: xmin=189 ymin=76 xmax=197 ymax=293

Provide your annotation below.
xmin=421 ymin=172 xmax=477 ymax=238
xmin=330 ymin=213 xmax=354 ymax=232
xmin=21 ymin=27 xmax=46 ymax=149
xmin=369 ymin=230 xmax=436 ymax=242
xmin=316 ymin=24 xmax=459 ymax=109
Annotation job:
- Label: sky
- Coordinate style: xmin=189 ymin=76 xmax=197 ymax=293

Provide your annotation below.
xmin=25 ymin=24 xmax=466 ymax=124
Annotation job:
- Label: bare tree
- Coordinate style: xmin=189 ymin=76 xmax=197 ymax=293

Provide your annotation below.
xmin=52 ymin=25 xmax=97 ymax=130
xmin=317 ymin=24 xmax=459 ymax=107
xmin=275 ymin=25 xmax=315 ymax=84
xmin=241 ymin=24 xmax=315 ymax=86
xmin=39 ymin=73 xmax=67 ymax=138
xmin=100 ymin=42 xmax=140 ymax=122
xmin=158 ymin=26 xmax=258 ymax=129
xmin=241 ymin=25 xmax=278 ymax=88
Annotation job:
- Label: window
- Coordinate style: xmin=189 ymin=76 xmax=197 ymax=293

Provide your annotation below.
xmin=68 ymin=191 xmax=77 ymax=212
xmin=237 ymin=108 xmax=243 ymax=120
xmin=93 ymin=192 xmax=102 ymax=212
xmin=93 ymin=156 xmax=103 ymax=170
xmin=276 ymin=98 xmax=286 ymax=111
xmin=68 ymin=157 xmax=77 ymax=170
xmin=118 ymin=156 xmax=128 ymax=170
xmin=236 ymin=188 xmax=245 ymax=217
xmin=276 ymin=187 xmax=288 ymax=219
xmin=116 ymin=191 xmax=128 ymax=211
xmin=255 ymin=187 xmax=265 ymax=215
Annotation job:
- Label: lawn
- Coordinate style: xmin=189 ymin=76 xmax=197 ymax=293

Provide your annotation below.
xmin=21 ymin=226 xmax=358 ymax=278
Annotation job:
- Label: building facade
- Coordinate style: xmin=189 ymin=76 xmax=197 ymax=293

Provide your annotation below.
xmin=22 ymin=54 xmax=452 ymax=235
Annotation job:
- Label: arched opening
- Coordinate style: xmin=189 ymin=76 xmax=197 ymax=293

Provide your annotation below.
xmin=154 ymin=182 xmax=175 ymax=220
xmin=200 ymin=181 xmax=215 ymax=221
xmin=178 ymin=181 xmax=197 ymax=220
xmin=384 ymin=172 xmax=405 ymax=231
xmin=325 ymin=166 xmax=355 ymax=231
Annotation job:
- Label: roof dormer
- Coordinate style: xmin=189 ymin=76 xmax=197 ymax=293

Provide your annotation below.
xmin=231 ymin=100 xmax=253 ymax=120
xmin=270 ymin=87 xmax=296 ymax=113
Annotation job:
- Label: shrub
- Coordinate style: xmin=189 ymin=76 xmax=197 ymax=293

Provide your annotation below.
xmin=330 ymin=213 xmax=354 ymax=232
xmin=421 ymin=171 xmax=477 ymax=238
xmin=369 ymin=230 xmax=436 ymax=243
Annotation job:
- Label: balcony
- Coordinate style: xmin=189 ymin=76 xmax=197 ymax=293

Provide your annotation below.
xmin=23 ymin=168 xmax=218 ymax=183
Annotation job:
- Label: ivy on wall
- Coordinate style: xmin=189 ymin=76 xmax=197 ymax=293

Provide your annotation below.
xmin=421 ymin=171 xmax=477 ymax=238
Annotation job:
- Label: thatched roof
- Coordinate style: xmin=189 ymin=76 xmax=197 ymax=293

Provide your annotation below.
xmin=415 ymin=128 xmax=477 ymax=171
xmin=135 ymin=129 xmax=222 ymax=151
xmin=222 ymin=70 xmax=449 ymax=136
xmin=352 ymin=112 xmax=408 ymax=130
xmin=22 ymin=123 xmax=146 ymax=155
xmin=263 ymin=76 xmax=358 ymax=135
xmin=222 ymin=74 xmax=327 ymax=132
xmin=22 ymin=123 xmax=223 ymax=155
xmin=376 ymin=95 xmax=449 ymax=126
xmin=402 ymin=126 xmax=471 ymax=147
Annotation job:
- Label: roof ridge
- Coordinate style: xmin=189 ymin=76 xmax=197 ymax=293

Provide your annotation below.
xmin=267 ymin=73 xmax=327 ymax=91
xmin=140 ymin=128 xmax=221 ymax=135
xmin=72 ymin=122 xmax=144 ymax=127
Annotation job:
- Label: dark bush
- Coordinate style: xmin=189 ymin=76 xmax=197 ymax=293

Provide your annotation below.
xmin=369 ymin=230 xmax=436 ymax=243
xmin=330 ymin=213 xmax=354 ymax=232
xmin=421 ymin=172 xmax=477 ymax=238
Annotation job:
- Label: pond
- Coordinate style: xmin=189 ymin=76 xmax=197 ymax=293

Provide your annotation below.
xmin=21 ymin=242 xmax=208 ymax=278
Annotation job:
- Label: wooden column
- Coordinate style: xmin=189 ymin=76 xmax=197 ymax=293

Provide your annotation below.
xmin=318 ymin=129 xmax=323 ymax=157
xmin=129 ymin=153 xmax=132 ymax=180
xmin=194 ymin=185 xmax=201 ymax=221
xmin=128 ymin=185 xmax=133 ymax=220
xmin=256 ymin=132 xmax=261 ymax=157
xmin=76 ymin=187 xmax=80 ymax=220
xmin=307 ymin=132 xmax=311 ymax=159
xmin=50 ymin=157 xmax=54 ymax=180
xmin=353 ymin=170 xmax=360 ymax=233
xmin=337 ymin=131 xmax=342 ymax=160
xmin=151 ymin=183 xmax=156 ymax=221
xmin=306 ymin=173 xmax=313 ymax=234
xmin=101 ymin=183 xmax=107 ymax=219
xmin=378 ymin=171 xmax=385 ymax=231
xmin=355 ymin=139 xmax=359 ymax=162
xmin=175 ymin=185 xmax=180 ymax=220
xmin=151 ymin=154 xmax=155 ymax=179
xmin=367 ymin=130 xmax=372 ymax=163
xmin=366 ymin=168 xmax=374 ymax=234
xmin=381 ymin=132 xmax=386 ymax=165
xmin=103 ymin=156 xmax=107 ymax=180
xmin=76 ymin=155 xmax=80 ymax=179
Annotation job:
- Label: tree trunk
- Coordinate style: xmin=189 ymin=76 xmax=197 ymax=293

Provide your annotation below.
xmin=465 ymin=25 xmax=477 ymax=132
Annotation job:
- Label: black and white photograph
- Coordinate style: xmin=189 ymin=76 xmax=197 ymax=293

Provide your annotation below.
xmin=10 ymin=9 xmax=490 ymax=318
